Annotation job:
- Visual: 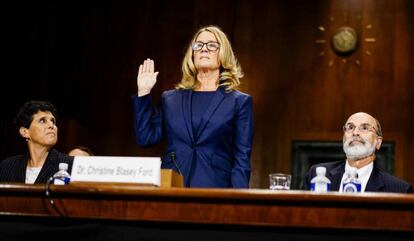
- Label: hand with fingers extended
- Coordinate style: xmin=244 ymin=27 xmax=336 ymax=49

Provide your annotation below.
xmin=137 ymin=58 xmax=159 ymax=97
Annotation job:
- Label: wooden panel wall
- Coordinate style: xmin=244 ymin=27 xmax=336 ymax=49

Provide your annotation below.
xmin=1 ymin=0 xmax=413 ymax=188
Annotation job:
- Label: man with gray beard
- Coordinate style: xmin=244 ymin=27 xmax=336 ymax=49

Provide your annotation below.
xmin=302 ymin=112 xmax=412 ymax=193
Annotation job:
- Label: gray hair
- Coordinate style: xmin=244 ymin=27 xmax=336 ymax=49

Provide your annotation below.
xmin=375 ymin=118 xmax=382 ymax=137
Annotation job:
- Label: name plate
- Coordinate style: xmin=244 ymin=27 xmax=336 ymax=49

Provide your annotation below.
xmin=71 ymin=156 xmax=161 ymax=186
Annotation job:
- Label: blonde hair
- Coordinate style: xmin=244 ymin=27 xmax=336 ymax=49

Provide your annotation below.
xmin=177 ymin=25 xmax=243 ymax=91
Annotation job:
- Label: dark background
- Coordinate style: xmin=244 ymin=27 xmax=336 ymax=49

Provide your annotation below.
xmin=1 ymin=0 xmax=413 ymax=188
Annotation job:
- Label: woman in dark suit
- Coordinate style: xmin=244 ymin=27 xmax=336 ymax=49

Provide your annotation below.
xmin=132 ymin=25 xmax=254 ymax=188
xmin=0 ymin=101 xmax=73 ymax=184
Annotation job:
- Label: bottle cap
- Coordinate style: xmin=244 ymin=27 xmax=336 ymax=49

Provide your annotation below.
xmin=59 ymin=163 xmax=68 ymax=171
xmin=316 ymin=166 xmax=326 ymax=176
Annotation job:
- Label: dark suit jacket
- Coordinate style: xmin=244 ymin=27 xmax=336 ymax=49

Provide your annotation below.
xmin=0 ymin=149 xmax=74 ymax=184
xmin=132 ymin=87 xmax=254 ymax=188
xmin=302 ymin=160 xmax=412 ymax=193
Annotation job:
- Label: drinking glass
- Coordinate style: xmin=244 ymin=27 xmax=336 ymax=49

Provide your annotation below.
xmin=269 ymin=173 xmax=291 ymax=190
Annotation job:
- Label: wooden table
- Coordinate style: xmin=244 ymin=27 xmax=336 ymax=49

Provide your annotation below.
xmin=1 ymin=183 xmax=413 ymax=240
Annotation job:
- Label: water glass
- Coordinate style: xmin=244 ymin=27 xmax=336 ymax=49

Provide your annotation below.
xmin=269 ymin=173 xmax=291 ymax=190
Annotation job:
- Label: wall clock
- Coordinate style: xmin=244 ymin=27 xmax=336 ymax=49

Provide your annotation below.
xmin=315 ymin=13 xmax=376 ymax=67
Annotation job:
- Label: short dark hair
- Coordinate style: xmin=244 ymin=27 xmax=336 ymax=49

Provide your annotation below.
xmin=71 ymin=145 xmax=94 ymax=156
xmin=14 ymin=100 xmax=57 ymax=129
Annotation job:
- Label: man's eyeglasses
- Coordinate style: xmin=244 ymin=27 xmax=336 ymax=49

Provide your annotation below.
xmin=343 ymin=123 xmax=378 ymax=135
xmin=192 ymin=41 xmax=220 ymax=51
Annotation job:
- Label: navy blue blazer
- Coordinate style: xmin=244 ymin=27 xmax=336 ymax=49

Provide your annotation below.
xmin=0 ymin=149 xmax=74 ymax=184
xmin=302 ymin=160 xmax=412 ymax=193
xmin=132 ymin=87 xmax=254 ymax=188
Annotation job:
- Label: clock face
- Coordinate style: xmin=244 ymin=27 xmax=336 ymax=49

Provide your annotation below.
xmin=331 ymin=26 xmax=358 ymax=56
xmin=315 ymin=13 xmax=376 ymax=67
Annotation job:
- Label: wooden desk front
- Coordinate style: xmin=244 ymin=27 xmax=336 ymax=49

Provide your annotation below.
xmin=0 ymin=184 xmax=413 ymax=240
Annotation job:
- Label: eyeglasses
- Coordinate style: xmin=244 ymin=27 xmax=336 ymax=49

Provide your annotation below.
xmin=191 ymin=41 xmax=220 ymax=51
xmin=343 ymin=123 xmax=378 ymax=135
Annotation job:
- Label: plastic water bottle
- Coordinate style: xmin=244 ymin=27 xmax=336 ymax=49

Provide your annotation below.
xmin=342 ymin=167 xmax=361 ymax=192
xmin=53 ymin=163 xmax=71 ymax=185
xmin=310 ymin=166 xmax=331 ymax=192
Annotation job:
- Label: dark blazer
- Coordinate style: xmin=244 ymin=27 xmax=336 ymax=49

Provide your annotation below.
xmin=302 ymin=160 xmax=412 ymax=193
xmin=132 ymin=87 xmax=254 ymax=188
xmin=0 ymin=149 xmax=73 ymax=184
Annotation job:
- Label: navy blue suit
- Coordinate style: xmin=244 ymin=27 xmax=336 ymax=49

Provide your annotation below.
xmin=302 ymin=160 xmax=412 ymax=193
xmin=132 ymin=87 xmax=253 ymax=188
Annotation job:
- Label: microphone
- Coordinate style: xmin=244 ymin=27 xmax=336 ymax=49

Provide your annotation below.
xmin=44 ymin=176 xmax=65 ymax=216
xmin=170 ymin=152 xmax=182 ymax=176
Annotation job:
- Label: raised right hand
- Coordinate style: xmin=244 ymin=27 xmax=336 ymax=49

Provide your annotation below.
xmin=137 ymin=58 xmax=159 ymax=96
